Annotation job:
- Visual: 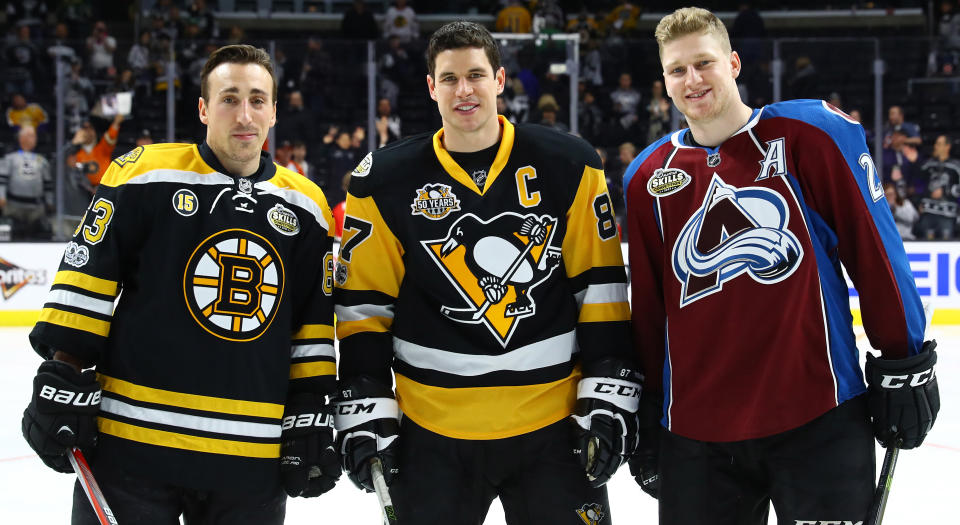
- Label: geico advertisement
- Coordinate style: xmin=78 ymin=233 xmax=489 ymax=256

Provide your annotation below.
xmin=4 ymin=242 xmax=960 ymax=323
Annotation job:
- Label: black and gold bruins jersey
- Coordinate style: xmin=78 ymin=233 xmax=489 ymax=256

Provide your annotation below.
xmin=336 ymin=116 xmax=632 ymax=440
xmin=29 ymin=142 xmax=336 ymax=492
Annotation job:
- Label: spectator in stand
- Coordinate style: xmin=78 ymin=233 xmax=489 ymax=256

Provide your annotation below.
xmin=187 ymin=0 xmax=217 ymax=39
xmin=135 ymin=128 xmax=154 ymax=147
xmin=299 ymin=38 xmax=332 ymax=117
xmin=72 ymin=114 xmax=124 ymax=191
xmin=46 ymin=22 xmax=78 ymax=66
xmin=6 ymin=1 xmax=48 ymax=35
xmin=938 ymin=0 xmax=960 ymax=63
xmin=375 ymin=97 xmax=401 ymax=147
xmin=788 ymin=56 xmax=819 ymax=99
xmin=532 ymin=0 xmax=565 ymax=33
xmin=351 ymin=125 xmax=367 ymax=151
xmin=325 ymin=130 xmax=358 ymax=207
xmin=567 ymin=8 xmax=601 ymax=36
xmin=383 ymin=0 xmax=419 ymax=44
xmin=883 ymin=129 xmax=922 ymax=199
xmin=604 ymin=0 xmax=641 ymax=40
xmin=849 ymin=108 xmax=874 ymax=146
xmin=342 ymin=0 xmax=380 ymax=40
xmin=65 ymin=58 xmax=95 ymax=132
xmin=916 ymin=134 xmax=960 ymax=240
xmin=4 ymin=24 xmax=42 ymax=96
xmin=496 ymin=0 xmax=531 ymax=33
xmin=378 ymin=35 xmax=412 ymax=108
xmin=538 ymin=98 xmax=569 ymax=133
xmin=613 ymin=141 xmax=635 ymax=212
xmin=610 ymin=72 xmax=641 ymax=134
xmin=0 ymin=125 xmax=52 ymax=240
xmin=86 ymin=20 xmax=117 ymax=79
xmin=827 ymin=91 xmax=843 ymax=111
xmin=504 ymin=77 xmax=530 ymax=123
xmin=647 ymin=79 xmax=672 ymax=144
xmin=883 ymin=105 xmax=922 ymax=149
xmin=580 ymin=37 xmax=603 ymax=88
xmin=290 ymin=140 xmax=312 ymax=182
xmin=6 ymin=93 xmax=48 ymax=132
xmin=884 ymin=182 xmax=919 ymax=241
xmin=277 ymin=90 xmax=317 ymax=147
xmin=578 ymin=90 xmax=604 ymax=145
xmin=127 ymin=30 xmax=153 ymax=79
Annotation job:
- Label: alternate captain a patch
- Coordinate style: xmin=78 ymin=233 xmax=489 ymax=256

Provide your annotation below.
xmin=672 ymin=173 xmax=803 ymax=307
xmin=422 ymin=212 xmax=561 ymax=347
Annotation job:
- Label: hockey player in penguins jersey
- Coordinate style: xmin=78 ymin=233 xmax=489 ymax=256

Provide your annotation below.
xmin=624 ymin=8 xmax=940 ymax=525
xmin=21 ymin=45 xmax=340 ymax=524
xmin=334 ymin=21 xmax=639 ymax=523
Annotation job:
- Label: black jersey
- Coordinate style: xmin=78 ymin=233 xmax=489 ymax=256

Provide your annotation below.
xmin=336 ymin=117 xmax=633 ymax=440
xmin=29 ymin=142 xmax=336 ymax=492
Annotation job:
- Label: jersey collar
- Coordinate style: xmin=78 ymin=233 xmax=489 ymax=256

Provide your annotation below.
xmin=432 ymin=115 xmax=515 ymax=196
xmin=197 ymin=141 xmax=277 ymax=182
xmin=671 ymin=107 xmax=764 ymax=154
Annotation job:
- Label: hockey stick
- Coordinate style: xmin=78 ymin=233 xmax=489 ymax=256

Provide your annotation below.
xmin=370 ymin=457 xmax=398 ymax=525
xmin=866 ymin=445 xmax=899 ymax=525
xmin=67 ymin=447 xmax=118 ymax=525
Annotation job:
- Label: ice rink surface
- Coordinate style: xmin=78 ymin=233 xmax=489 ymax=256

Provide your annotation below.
xmin=1 ymin=324 xmax=956 ymax=524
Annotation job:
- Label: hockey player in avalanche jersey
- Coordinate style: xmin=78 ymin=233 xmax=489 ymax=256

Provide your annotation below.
xmin=623 ymin=8 xmax=940 ymax=525
xmin=334 ymin=21 xmax=639 ymax=524
xmin=21 ymin=45 xmax=339 ymax=524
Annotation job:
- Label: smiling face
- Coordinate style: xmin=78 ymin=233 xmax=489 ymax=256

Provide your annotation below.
xmin=661 ymin=31 xmax=741 ymax=126
xmin=198 ymin=62 xmax=276 ymax=176
xmin=427 ymin=47 xmax=505 ymax=151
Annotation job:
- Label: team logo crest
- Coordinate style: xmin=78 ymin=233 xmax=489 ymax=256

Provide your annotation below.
xmin=183 ymin=229 xmax=284 ymax=341
xmin=422 ymin=212 xmax=561 ymax=347
xmin=411 ymin=184 xmax=462 ymax=220
xmin=576 ymin=503 xmax=605 ymax=525
xmin=647 ymin=168 xmax=691 ymax=197
xmin=112 ymin=146 xmax=143 ymax=167
xmin=673 ymin=173 xmax=803 ymax=307
xmin=353 ymin=153 xmax=373 ymax=178
xmin=268 ymin=204 xmax=300 ymax=235
xmin=63 ymin=242 xmax=90 ymax=268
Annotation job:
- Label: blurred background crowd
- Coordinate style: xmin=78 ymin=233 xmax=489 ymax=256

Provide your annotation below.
xmin=2 ymin=0 xmax=960 ymax=242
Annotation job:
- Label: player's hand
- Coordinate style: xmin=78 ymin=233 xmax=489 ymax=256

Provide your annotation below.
xmin=21 ymin=360 xmax=100 ymax=473
xmin=334 ymin=375 xmax=400 ymax=492
xmin=280 ymin=392 xmax=340 ymax=497
xmin=629 ymin=393 xmax=662 ymax=499
xmin=866 ymin=340 xmax=940 ymax=449
xmin=570 ymin=358 xmax=642 ymax=488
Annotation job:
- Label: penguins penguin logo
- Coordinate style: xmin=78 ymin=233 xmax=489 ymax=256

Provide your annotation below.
xmin=576 ymin=503 xmax=605 ymax=525
xmin=423 ymin=212 xmax=561 ymax=346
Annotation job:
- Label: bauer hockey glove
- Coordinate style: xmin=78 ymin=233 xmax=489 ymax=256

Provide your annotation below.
xmin=334 ymin=375 xmax=400 ymax=492
xmin=629 ymin=393 xmax=662 ymax=499
xmin=280 ymin=392 xmax=341 ymax=497
xmin=866 ymin=340 xmax=940 ymax=449
xmin=570 ymin=358 xmax=642 ymax=488
xmin=22 ymin=360 xmax=101 ymax=473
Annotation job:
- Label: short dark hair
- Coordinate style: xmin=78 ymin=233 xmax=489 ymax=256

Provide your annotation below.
xmin=426 ymin=21 xmax=501 ymax=77
xmin=200 ymin=44 xmax=277 ymax=103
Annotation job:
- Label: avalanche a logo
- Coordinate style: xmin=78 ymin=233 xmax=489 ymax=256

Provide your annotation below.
xmin=672 ymin=173 xmax=803 ymax=307
xmin=411 ymin=183 xmax=461 ymax=220
xmin=183 ymin=229 xmax=284 ymax=341
xmin=422 ymin=212 xmax=561 ymax=347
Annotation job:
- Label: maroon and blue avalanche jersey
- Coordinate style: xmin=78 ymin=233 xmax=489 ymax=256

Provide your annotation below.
xmin=624 ymin=100 xmax=925 ymax=442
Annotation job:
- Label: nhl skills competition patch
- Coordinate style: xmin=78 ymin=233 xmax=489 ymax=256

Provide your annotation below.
xmin=63 ymin=242 xmax=90 ymax=268
xmin=576 ymin=503 xmax=605 ymax=525
xmin=410 ymin=184 xmax=461 ymax=220
xmin=647 ymin=168 xmax=691 ymax=197
xmin=352 ymin=153 xmax=372 ymax=178
xmin=112 ymin=146 xmax=144 ymax=167
xmin=268 ymin=204 xmax=300 ymax=235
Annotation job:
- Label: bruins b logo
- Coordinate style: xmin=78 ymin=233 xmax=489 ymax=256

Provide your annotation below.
xmin=184 ymin=229 xmax=284 ymax=341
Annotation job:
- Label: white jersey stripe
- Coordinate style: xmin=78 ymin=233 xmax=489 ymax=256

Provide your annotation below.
xmin=575 ymin=283 xmax=629 ymax=307
xmin=101 ymin=397 xmax=281 ymax=439
xmin=291 ymin=343 xmax=335 ymax=359
xmin=335 ymin=303 xmax=395 ymax=322
xmin=47 ymin=289 xmax=115 ymax=316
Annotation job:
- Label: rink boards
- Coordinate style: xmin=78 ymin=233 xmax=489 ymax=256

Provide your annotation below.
xmin=3 ymin=241 xmax=960 ymax=325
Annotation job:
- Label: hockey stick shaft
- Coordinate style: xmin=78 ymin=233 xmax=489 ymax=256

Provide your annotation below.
xmin=68 ymin=447 xmax=119 ymax=525
xmin=370 ymin=458 xmax=398 ymax=525
xmin=867 ymin=445 xmax=899 ymax=525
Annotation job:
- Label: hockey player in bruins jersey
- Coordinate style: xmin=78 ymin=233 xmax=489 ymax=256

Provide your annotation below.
xmin=334 ymin=22 xmax=641 ymax=524
xmin=21 ymin=45 xmax=340 ymax=524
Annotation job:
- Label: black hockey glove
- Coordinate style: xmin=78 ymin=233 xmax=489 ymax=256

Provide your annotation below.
xmin=570 ymin=358 xmax=642 ymax=488
xmin=21 ymin=360 xmax=101 ymax=473
xmin=334 ymin=375 xmax=400 ymax=492
xmin=629 ymin=393 xmax=662 ymax=499
xmin=866 ymin=340 xmax=940 ymax=449
xmin=280 ymin=392 xmax=341 ymax=497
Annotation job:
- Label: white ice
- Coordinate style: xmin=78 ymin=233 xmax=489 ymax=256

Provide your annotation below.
xmin=1 ymin=324 xmax=956 ymax=524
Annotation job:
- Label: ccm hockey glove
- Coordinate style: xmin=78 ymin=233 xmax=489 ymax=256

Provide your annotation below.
xmin=280 ymin=392 xmax=340 ymax=497
xmin=866 ymin=340 xmax=940 ymax=449
xmin=334 ymin=375 xmax=400 ymax=492
xmin=22 ymin=360 xmax=101 ymax=473
xmin=570 ymin=358 xmax=642 ymax=488
xmin=629 ymin=393 xmax=662 ymax=499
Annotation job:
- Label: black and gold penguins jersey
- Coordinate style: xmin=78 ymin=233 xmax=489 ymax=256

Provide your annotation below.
xmin=29 ymin=142 xmax=336 ymax=492
xmin=336 ymin=116 xmax=633 ymax=440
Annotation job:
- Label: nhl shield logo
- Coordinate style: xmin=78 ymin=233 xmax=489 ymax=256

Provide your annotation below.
xmin=422 ymin=212 xmax=561 ymax=347
xmin=411 ymin=183 xmax=462 ymax=220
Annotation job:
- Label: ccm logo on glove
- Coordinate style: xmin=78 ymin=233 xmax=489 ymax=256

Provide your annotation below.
xmin=337 ymin=401 xmax=378 ymax=415
xmin=282 ymin=412 xmax=334 ymax=430
xmin=592 ymin=382 xmax=641 ymax=398
xmin=39 ymin=386 xmax=101 ymax=406
xmin=879 ymin=368 xmax=935 ymax=389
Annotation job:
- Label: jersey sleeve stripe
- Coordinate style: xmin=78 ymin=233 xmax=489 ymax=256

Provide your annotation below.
xmin=99 ymin=374 xmax=284 ymax=418
xmin=37 ymin=309 xmax=110 ymax=336
xmin=289 ymin=361 xmax=336 ymax=379
xmin=98 ymin=418 xmax=280 ymax=458
xmin=292 ymin=324 xmax=334 ymax=341
xmin=291 ymin=343 xmax=334 ymax=359
xmin=101 ymin=398 xmax=281 ymax=439
xmin=337 ymin=317 xmax=393 ymax=339
xmin=575 ymin=282 xmax=629 ymax=306
xmin=46 ymin=289 xmax=115 ymax=316
xmin=394 ymin=330 xmax=577 ymax=376
xmin=334 ymin=303 xmax=395 ymax=322
xmin=578 ymin=302 xmax=631 ymax=323
xmin=53 ymin=270 xmax=119 ymax=297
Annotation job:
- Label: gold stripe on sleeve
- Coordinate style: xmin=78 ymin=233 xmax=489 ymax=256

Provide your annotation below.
xmin=98 ymin=418 xmax=280 ymax=458
xmin=37 ymin=308 xmax=111 ymax=336
xmin=289 ymin=361 xmax=337 ymax=380
xmin=98 ymin=375 xmax=284 ymax=418
xmin=53 ymin=271 xmax=119 ymax=297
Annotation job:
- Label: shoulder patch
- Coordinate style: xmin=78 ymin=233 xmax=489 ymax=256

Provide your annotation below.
xmin=113 ymin=146 xmax=144 ymax=167
xmin=352 ymin=152 xmax=372 ymax=178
